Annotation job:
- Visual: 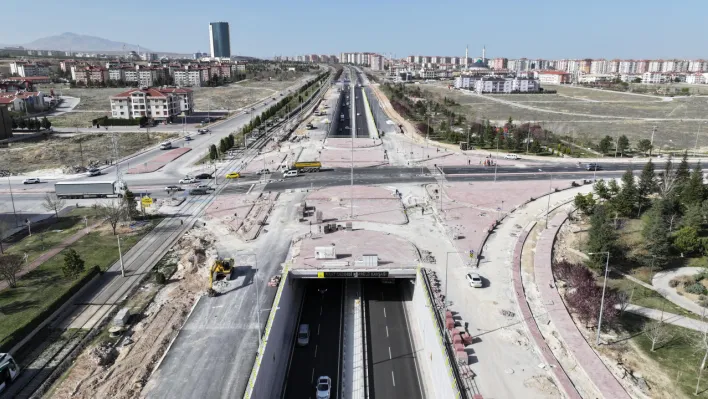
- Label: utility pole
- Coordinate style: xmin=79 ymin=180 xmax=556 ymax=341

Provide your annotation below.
xmin=117 ymin=234 xmax=125 ymax=277
xmin=79 ymin=140 xmax=84 ymax=167
xmin=587 ymin=251 xmax=610 ymax=345
xmin=650 ymin=125 xmax=657 ymax=156
xmin=7 ymin=176 xmax=19 ymax=227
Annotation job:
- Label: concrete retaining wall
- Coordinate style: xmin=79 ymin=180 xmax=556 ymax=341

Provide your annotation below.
xmin=412 ymin=269 xmax=463 ymax=398
xmin=245 ymin=269 xmax=304 ymax=399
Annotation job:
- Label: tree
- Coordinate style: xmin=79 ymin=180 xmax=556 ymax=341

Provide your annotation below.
xmin=574 ymin=193 xmax=596 ymax=215
xmin=18 ymin=118 xmax=27 ymax=130
xmin=682 ymin=162 xmax=705 ymax=206
xmin=219 ymin=138 xmax=228 ymax=154
xmin=637 ymin=138 xmax=653 ymax=155
xmin=122 ymin=190 xmax=138 ymax=220
xmin=138 ymin=116 xmax=148 ymax=127
xmin=40 ymin=116 xmax=51 ymax=130
xmin=675 ymin=226 xmax=701 ymax=255
xmin=0 ymin=254 xmax=23 ymax=288
xmin=642 ymin=201 xmax=672 ymax=267
xmin=11 ymin=117 xmax=17 ymax=129
xmin=644 ymin=319 xmax=674 ymax=352
xmin=637 ymin=160 xmax=657 ymax=212
xmin=598 ymin=135 xmax=613 ymax=154
xmin=614 ymin=169 xmax=638 ymax=217
xmin=682 ymin=203 xmax=704 ymax=230
xmin=593 ymin=179 xmax=612 ymax=201
xmin=587 ymin=205 xmax=617 ymax=268
xmin=617 ymin=135 xmax=629 ymax=156
xmin=607 ymin=179 xmax=620 ymax=198
xmin=98 ymin=201 xmax=125 ymax=235
xmin=209 ymin=144 xmax=218 ymax=160
xmin=42 ymin=193 xmax=66 ymax=220
xmin=675 ymin=151 xmax=691 ymax=187
xmin=658 ymin=155 xmax=678 ymax=199
xmin=62 ymin=248 xmax=85 ymax=279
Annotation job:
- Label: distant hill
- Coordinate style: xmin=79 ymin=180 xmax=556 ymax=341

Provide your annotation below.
xmin=22 ymin=32 xmax=151 ymax=53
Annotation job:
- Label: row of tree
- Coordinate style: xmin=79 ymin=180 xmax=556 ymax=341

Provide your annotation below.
xmin=596 ymin=134 xmax=653 ymax=156
xmin=11 ymin=116 xmax=52 ymax=131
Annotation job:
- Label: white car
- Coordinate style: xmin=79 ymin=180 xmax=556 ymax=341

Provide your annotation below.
xmin=283 ymin=170 xmax=300 ymax=178
xmin=179 ymin=177 xmax=196 ymax=184
xmin=466 ymin=273 xmax=483 ymax=288
xmin=23 ymin=178 xmax=40 ymax=184
xmin=316 ymin=376 xmax=331 ymax=399
xmin=504 ymin=154 xmax=519 ymax=160
xmin=196 ymin=184 xmax=214 ymax=191
xmin=87 ymin=168 xmax=101 ymax=176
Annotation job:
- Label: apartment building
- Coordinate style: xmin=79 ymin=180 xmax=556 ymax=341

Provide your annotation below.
xmin=0 ymin=91 xmax=47 ymax=113
xmin=173 ymin=68 xmax=209 ymax=87
xmin=618 ymin=60 xmax=636 ymax=74
xmin=648 ymin=60 xmax=663 ymax=72
xmin=157 ymin=87 xmax=194 ymax=114
xmin=454 ymin=76 xmax=540 ymax=93
xmin=590 ymin=59 xmax=609 ymax=75
xmin=685 ymin=73 xmax=707 ymax=84
xmin=492 ymin=58 xmax=508 ymax=70
xmin=536 ymin=70 xmax=571 ymax=84
xmin=642 ymin=72 xmax=669 ymax=84
xmin=110 ymin=88 xmax=187 ymax=120
xmin=72 ymin=66 xmax=109 ymax=85
xmin=10 ymin=62 xmax=50 ymax=77
xmin=370 ymin=55 xmax=385 ymax=71
xmin=635 ymin=60 xmax=649 ymax=74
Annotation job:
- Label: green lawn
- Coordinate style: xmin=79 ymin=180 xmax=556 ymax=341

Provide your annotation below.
xmin=607 ymin=276 xmax=702 ymax=320
xmin=0 ymin=220 xmax=157 ymax=350
xmin=4 ymin=208 xmax=101 ymax=264
xmin=622 ymin=314 xmax=708 ymax=398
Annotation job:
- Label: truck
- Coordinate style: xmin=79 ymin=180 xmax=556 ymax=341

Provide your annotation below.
xmin=279 ymin=161 xmax=322 ymax=173
xmin=55 ymin=181 xmax=126 ymax=199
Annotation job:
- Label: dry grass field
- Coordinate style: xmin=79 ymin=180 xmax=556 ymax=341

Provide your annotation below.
xmin=418 ymin=83 xmax=708 ymax=149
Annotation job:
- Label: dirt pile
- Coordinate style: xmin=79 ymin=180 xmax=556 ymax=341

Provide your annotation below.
xmin=49 ymin=226 xmax=217 ymax=399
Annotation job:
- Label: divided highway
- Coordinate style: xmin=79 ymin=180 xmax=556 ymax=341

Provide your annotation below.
xmin=363 ymin=280 xmax=422 ymax=399
xmin=283 ymin=279 xmax=344 ymax=399
xmin=353 ymin=86 xmax=370 ymax=138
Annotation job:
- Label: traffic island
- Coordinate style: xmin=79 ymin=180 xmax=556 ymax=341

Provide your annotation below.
xmin=304 ymin=185 xmax=406 ymax=225
xmin=126 ymin=148 xmax=191 ymax=174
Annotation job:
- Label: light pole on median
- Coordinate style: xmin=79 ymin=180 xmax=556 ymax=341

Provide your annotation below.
xmin=117 ymin=234 xmax=125 ymax=277
xmin=539 ymin=169 xmax=553 ymax=227
xmin=695 ymin=122 xmax=706 ymax=158
xmin=587 ymin=251 xmax=610 ymax=345
xmin=7 ymin=176 xmax=19 ymax=227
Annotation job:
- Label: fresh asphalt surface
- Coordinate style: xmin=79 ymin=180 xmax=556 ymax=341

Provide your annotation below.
xmin=363 ymin=279 xmax=422 ymax=399
xmin=353 ymin=86 xmax=369 ymax=138
xmin=329 ymin=88 xmax=351 ymax=139
xmin=282 ymin=279 xmax=344 ymax=399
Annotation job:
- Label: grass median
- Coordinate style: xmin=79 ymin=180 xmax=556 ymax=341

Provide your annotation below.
xmin=0 ymin=216 xmax=158 ymax=351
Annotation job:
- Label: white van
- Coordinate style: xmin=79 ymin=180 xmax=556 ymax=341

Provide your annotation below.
xmin=0 ymin=353 xmax=20 ymax=393
xmin=284 ymin=170 xmax=300 ymax=178
xmin=297 ymin=324 xmax=310 ymax=346
xmin=159 ymin=141 xmax=172 ymax=150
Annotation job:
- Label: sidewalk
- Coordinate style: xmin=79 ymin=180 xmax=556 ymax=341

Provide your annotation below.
xmin=621 ymin=304 xmax=708 ymax=333
xmin=534 ymin=213 xmax=631 ymax=399
xmin=0 ymin=221 xmax=102 ymax=291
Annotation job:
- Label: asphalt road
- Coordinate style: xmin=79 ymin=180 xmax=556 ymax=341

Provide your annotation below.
xmin=282 ymin=279 xmax=344 ymax=399
xmin=363 ymin=279 xmax=422 ymax=399
xmin=353 ymin=86 xmax=369 ymax=138
xmin=329 ymin=86 xmax=352 ymax=139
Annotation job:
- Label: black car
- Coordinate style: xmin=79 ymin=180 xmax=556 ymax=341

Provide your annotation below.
xmin=195 ymin=173 xmax=213 ymax=179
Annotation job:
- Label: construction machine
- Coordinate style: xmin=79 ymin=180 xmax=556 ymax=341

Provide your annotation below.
xmin=206 ymin=257 xmax=234 ymax=297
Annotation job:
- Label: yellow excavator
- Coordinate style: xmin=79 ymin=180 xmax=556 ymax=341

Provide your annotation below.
xmin=206 ymin=258 xmax=234 ymax=297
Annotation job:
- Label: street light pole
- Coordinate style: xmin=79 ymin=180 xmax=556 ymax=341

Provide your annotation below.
xmin=588 ymin=251 xmax=610 ymax=345
xmin=695 ymin=122 xmax=705 ymax=158
xmin=493 ymin=136 xmax=499 ymax=183
xmin=7 ymin=176 xmax=19 ymax=227
xmin=540 ymin=169 xmax=553 ymax=226
xmin=650 ymin=125 xmax=657 ymax=156
xmin=117 ymin=234 xmax=125 ymax=277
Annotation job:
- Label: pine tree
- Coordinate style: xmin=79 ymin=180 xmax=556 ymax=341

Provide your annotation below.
xmin=62 ymin=249 xmax=85 ymax=279
xmin=642 ymin=201 xmax=671 ymax=267
xmin=681 ymin=162 xmax=705 ymax=206
xmin=209 ymin=144 xmax=218 ymax=160
xmin=615 ymin=169 xmax=638 ymax=217
xmin=675 ymin=151 xmax=690 ymax=186
xmin=617 ymin=135 xmax=629 ymax=156
xmin=593 ymin=179 xmax=611 ymax=201
xmin=587 ymin=205 xmax=618 ymax=269
xmin=637 ymin=160 xmax=657 ymax=213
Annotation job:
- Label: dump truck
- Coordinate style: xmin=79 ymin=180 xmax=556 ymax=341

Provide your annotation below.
xmin=55 ymin=181 xmax=126 ymax=199
xmin=206 ymin=257 xmax=234 ymax=297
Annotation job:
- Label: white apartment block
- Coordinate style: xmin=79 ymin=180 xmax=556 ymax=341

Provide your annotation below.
xmin=173 ymin=69 xmax=207 ymax=87
xmin=590 ymin=59 xmax=609 ymax=74
xmin=642 ymin=72 xmax=669 ymax=84
xmin=685 ymin=74 xmax=707 ymax=84
xmin=619 ymin=60 xmax=636 ymax=74
xmin=158 ymin=87 xmax=194 ymax=114
xmin=648 ymin=60 xmax=663 ymax=72
xmin=10 ymin=62 xmax=49 ymax=77
xmin=110 ymin=88 xmax=188 ymax=120
xmin=418 ymin=69 xmax=437 ymax=79
xmin=662 ymin=60 xmax=677 ymax=73
xmin=370 ymin=55 xmax=384 ymax=71
xmin=454 ymin=76 xmax=540 ymax=93
xmin=536 ymin=70 xmax=571 ymax=84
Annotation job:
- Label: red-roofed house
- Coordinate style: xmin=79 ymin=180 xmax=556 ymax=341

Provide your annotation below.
xmin=109 ymin=88 xmax=181 ymax=120
xmin=157 ymin=87 xmax=194 ymax=114
xmin=536 ymin=70 xmax=571 ymax=84
xmin=72 ymin=66 xmax=109 ymax=85
xmin=0 ymin=91 xmax=47 ymax=113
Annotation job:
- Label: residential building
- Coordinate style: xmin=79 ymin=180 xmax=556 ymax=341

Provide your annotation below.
xmin=72 ymin=66 xmax=109 ymax=85
xmin=418 ymin=69 xmax=437 ymax=79
xmin=0 ymin=91 xmax=47 ymax=113
xmin=635 ymin=60 xmax=649 ymax=74
xmin=209 ymin=22 xmax=231 ymax=58
xmin=642 ymin=72 xmax=669 ymax=84
xmin=492 ymin=58 xmax=508 ymax=70
xmin=173 ymin=68 xmax=208 ymax=87
xmin=370 ymin=55 xmax=384 ymax=71
xmin=124 ymin=68 xmax=139 ymax=83
xmin=608 ymin=59 xmax=620 ymax=74
xmin=157 ymin=87 xmax=194 ymax=114
xmin=536 ymin=70 xmax=571 ymax=84
xmin=619 ymin=60 xmax=636 ymax=74
xmin=590 ymin=59 xmax=609 ymax=75
xmin=10 ymin=62 xmax=49 ymax=77
xmin=662 ymin=60 xmax=677 ymax=73
xmin=454 ymin=76 xmax=540 ymax=93
xmin=648 ymin=60 xmax=663 ymax=72
xmin=689 ymin=60 xmax=707 ymax=72
xmin=109 ymin=87 xmax=185 ymax=120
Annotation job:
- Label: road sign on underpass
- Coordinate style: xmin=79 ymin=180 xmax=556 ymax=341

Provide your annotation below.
xmin=321 ymin=271 xmax=389 ymax=278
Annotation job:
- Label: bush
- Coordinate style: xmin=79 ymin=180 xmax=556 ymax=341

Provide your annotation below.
xmin=685 ymin=282 xmax=707 ymax=295
xmin=154 ymin=271 xmax=166 ymax=284
xmin=669 ymin=279 xmax=680 ymax=288
xmin=700 ymin=298 xmax=708 ymax=308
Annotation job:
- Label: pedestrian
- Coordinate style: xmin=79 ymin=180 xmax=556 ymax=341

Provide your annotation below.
xmin=468 ymin=159 xmax=471 ymax=165
xmin=180 ymin=220 xmax=183 ymax=225
xmin=319 ymin=225 xmax=322 ymax=233
xmin=421 ymin=207 xmax=424 ymax=215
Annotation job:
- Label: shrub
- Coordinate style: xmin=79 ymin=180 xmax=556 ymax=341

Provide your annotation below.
xmin=669 ymin=279 xmax=680 ymax=288
xmin=700 ymin=298 xmax=708 ymax=308
xmin=154 ymin=271 xmax=166 ymax=284
xmin=685 ymin=282 xmax=707 ymax=295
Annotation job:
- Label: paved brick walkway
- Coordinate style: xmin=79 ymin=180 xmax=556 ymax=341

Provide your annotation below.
xmin=126 ymin=147 xmax=191 ymax=174
xmin=512 ymin=221 xmax=581 ymax=399
xmin=534 ymin=213 xmax=631 ymax=399
xmin=0 ymin=222 xmax=102 ymax=290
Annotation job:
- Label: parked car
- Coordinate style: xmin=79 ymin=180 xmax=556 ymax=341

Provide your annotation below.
xmin=179 ymin=177 xmax=197 ymax=184
xmin=165 ymin=185 xmax=183 ymax=192
xmin=466 ymin=273 xmax=483 ymax=288
xmin=225 ymin=172 xmax=241 ymax=179
xmin=504 ymin=154 xmax=519 ymax=160
xmin=195 ymin=173 xmax=213 ymax=179
xmin=23 ymin=178 xmax=40 ymax=184
xmin=87 ymin=168 xmax=101 ymax=176
xmin=316 ymin=376 xmax=331 ymax=399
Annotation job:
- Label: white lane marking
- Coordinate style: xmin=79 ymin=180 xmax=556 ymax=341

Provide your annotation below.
xmin=311 ymin=368 xmax=315 ymax=383
xmin=392 ymin=371 xmax=396 ymax=386
xmin=315 ymin=344 xmax=318 ymax=358
xmin=320 ymin=305 xmax=323 ymax=315
xmin=383 ymin=307 xmax=386 ymax=318
xmin=318 ymin=324 xmax=321 ymax=336
xmin=388 ymin=347 xmax=392 ymax=359
xmin=386 ymin=325 xmax=389 ymax=337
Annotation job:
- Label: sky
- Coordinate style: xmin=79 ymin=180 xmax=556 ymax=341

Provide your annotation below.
xmin=1 ymin=0 xmax=707 ymax=59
